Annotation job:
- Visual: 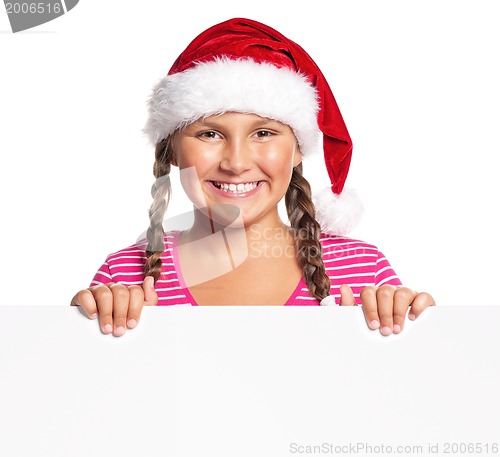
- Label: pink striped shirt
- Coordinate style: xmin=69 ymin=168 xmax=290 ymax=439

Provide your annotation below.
xmin=90 ymin=231 xmax=401 ymax=306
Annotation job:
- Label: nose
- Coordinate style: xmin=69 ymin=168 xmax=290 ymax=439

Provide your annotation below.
xmin=219 ymin=138 xmax=252 ymax=175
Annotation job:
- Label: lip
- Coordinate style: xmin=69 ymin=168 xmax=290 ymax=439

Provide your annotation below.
xmin=204 ymin=180 xmax=265 ymax=199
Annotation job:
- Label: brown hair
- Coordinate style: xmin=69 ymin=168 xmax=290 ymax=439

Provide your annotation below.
xmin=285 ymin=163 xmax=330 ymax=301
xmin=144 ymin=138 xmax=172 ymax=282
xmin=144 ymin=139 xmax=330 ymax=301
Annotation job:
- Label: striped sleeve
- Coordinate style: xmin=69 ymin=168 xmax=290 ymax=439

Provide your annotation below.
xmin=375 ymin=250 xmax=402 ymax=287
xmin=86 ymin=234 xmax=194 ymax=305
xmin=89 ymin=260 xmax=113 ymax=287
xmin=309 ymin=235 xmax=404 ymax=305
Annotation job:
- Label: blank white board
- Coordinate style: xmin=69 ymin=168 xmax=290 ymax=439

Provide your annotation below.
xmin=1 ymin=306 xmax=499 ymax=457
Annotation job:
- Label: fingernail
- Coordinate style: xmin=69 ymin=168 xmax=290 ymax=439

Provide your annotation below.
xmin=409 ymin=313 xmax=416 ymax=320
xmin=115 ymin=326 xmax=125 ymax=336
xmin=128 ymin=319 xmax=137 ymax=329
xmin=369 ymin=320 xmax=380 ymax=329
xmin=90 ymin=313 xmax=97 ymax=319
xmin=393 ymin=324 xmax=402 ymax=333
xmin=381 ymin=326 xmax=392 ymax=335
xmin=104 ymin=324 xmax=113 ymax=334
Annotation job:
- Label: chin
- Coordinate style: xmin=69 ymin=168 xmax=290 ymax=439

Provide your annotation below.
xmin=204 ymin=204 xmax=245 ymax=229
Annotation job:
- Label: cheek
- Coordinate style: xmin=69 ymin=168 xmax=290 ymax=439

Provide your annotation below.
xmin=178 ymin=166 xmax=208 ymax=209
xmin=176 ymin=152 xmax=203 ymax=170
xmin=176 ymin=145 xmax=203 ymax=199
xmin=259 ymin=145 xmax=296 ymax=181
xmin=175 ymin=140 xmax=218 ymax=170
xmin=175 ymin=143 xmax=218 ymax=209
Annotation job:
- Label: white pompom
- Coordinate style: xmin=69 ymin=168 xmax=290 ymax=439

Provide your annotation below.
xmin=320 ymin=295 xmax=337 ymax=306
xmin=312 ymin=186 xmax=364 ymax=236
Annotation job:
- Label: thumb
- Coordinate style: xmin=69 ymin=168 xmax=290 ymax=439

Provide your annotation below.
xmin=339 ymin=284 xmax=356 ymax=306
xmin=143 ymin=276 xmax=158 ymax=306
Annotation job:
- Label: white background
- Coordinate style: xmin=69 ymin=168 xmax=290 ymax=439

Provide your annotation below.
xmin=1 ymin=0 xmax=499 ymax=307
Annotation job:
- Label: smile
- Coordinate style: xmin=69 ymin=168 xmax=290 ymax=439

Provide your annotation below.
xmin=209 ymin=180 xmax=262 ymax=195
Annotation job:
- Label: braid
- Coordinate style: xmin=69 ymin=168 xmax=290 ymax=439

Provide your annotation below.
xmin=285 ymin=163 xmax=330 ymax=301
xmin=144 ymin=137 xmax=174 ymax=283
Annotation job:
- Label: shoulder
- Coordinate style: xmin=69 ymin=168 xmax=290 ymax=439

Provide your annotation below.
xmin=103 ymin=231 xmax=178 ymax=265
xmin=318 ymin=233 xmax=389 ymax=273
xmin=93 ymin=232 xmax=179 ymax=286
xmin=319 ymin=233 xmax=381 ymax=257
xmin=317 ymin=233 xmax=401 ymax=293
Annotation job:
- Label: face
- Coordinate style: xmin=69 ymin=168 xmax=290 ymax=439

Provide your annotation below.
xmin=171 ymin=112 xmax=302 ymax=229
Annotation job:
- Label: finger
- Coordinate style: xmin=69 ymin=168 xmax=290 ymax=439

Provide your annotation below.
xmin=109 ymin=283 xmax=130 ymax=337
xmin=126 ymin=285 xmax=145 ymax=329
xmin=70 ymin=289 xmax=98 ymax=320
xmin=339 ymin=285 xmax=356 ymax=306
xmin=143 ymin=276 xmax=158 ymax=306
xmin=376 ymin=285 xmax=397 ymax=336
xmin=408 ymin=292 xmax=435 ymax=320
xmin=91 ymin=284 xmax=115 ymax=334
xmin=359 ymin=286 xmax=380 ymax=330
xmin=392 ymin=287 xmax=417 ymax=334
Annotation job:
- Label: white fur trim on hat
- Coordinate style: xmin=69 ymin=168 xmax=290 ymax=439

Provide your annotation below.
xmin=143 ymin=57 xmax=323 ymax=157
xmin=313 ymin=186 xmax=364 ymax=236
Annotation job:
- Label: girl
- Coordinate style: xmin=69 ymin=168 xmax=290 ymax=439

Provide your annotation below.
xmin=71 ymin=18 xmax=435 ymax=336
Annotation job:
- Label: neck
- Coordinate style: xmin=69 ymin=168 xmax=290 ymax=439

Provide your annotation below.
xmin=180 ymin=205 xmax=294 ymax=254
xmin=176 ymin=205 xmax=298 ymax=288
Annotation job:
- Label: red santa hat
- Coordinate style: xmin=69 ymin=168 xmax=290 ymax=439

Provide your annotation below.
xmin=143 ymin=18 xmax=363 ymax=235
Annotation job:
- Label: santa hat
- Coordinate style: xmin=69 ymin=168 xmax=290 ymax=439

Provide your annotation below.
xmin=143 ymin=18 xmax=363 ymax=235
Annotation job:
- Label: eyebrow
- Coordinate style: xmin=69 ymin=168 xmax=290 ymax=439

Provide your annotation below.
xmin=196 ymin=117 xmax=281 ymax=129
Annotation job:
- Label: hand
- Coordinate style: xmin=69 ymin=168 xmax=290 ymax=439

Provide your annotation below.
xmin=70 ymin=276 xmax=158 ymax=337
xmin=339 ymin=284 xmax=435 ymax=336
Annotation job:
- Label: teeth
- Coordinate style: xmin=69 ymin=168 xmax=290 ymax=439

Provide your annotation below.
xmin=213 ymin=181 xmax=259 ymax=194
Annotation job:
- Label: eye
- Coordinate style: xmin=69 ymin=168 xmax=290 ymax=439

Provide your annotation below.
xmin=254 ymin=130 xmax=274 ymax=138
xmin=197 ymin=130 xmax=222 ymax=140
